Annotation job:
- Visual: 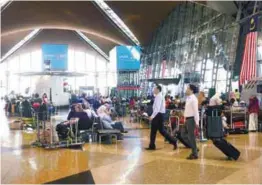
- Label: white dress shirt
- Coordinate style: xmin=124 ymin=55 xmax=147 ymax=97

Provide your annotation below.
xmin=151 ymin=93 xmax=165 ymax=119
xmin=184 ymin=94 xmax=199 ymax=126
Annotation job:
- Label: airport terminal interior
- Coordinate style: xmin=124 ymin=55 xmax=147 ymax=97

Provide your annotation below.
xmin=1 ymin=0 xmax=262 ymax=184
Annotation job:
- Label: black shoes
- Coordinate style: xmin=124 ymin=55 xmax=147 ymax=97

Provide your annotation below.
xmin=145 ymin=147 xmax=156 ymax=150
xmin=186 ymin=154 xmax=198 ymax=160
xmin=173 ymin=142 xmax=178 ymax=150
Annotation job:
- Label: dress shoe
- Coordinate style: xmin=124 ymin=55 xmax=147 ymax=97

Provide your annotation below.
xmin=145 ymin=147 xmax=156 ymax=150
xmin=173 ymin=143 xmax=178 ymax=150
xmin=186 ymin=154 xmax=198 ymax=160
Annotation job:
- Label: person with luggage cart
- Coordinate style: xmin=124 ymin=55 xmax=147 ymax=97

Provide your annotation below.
xmin=146 ymin=85 xmax=178 ymax=150
xmin=184 ymin=84 xmax=199 ymax=160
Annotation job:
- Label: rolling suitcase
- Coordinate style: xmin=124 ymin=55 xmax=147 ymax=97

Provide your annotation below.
xmin=212 ymin=138 xmax=240 ymax=160
xmin=207 ymin=109 xmax=224 ymax=139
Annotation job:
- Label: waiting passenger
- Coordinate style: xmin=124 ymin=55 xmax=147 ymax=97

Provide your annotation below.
xmin=209 ymin=93 xmax=222 ymax=106
xmin=64 ymin=104 xmax=93 ymax=130
xmin=97 ymin=104 xmax=127 ymax=133
xmin=82 ymin=103 xmax=98 ymax=121
xmin=42 ymin=93 xmax=48 ymax=104
xmin=248 ymin=95 xmax=259 ymax=132
xmin=197 ymin=91 xmax=206 ymax=108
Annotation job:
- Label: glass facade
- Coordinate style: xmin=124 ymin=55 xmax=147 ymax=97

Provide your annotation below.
xmin=140 ymin=2 xmax=240 ymax=96
xmin=0 ymin=48 xmax=117 ymax=97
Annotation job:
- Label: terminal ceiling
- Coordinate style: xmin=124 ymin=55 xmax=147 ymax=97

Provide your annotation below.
xmin=1 ymin=1 xmax=238 ymax=59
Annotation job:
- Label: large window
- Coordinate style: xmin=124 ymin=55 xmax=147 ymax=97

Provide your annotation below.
xmin=75 ymin=51 xmax=85 ymax=72
xmin=141 ymin=1 xmax=237 ymax=96
xmin=1 ymin=48 xmax=114 ymax=95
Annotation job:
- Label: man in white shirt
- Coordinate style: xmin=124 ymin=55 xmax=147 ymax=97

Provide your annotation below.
xmin=146 ymin=85 xmax=177 ymax=150
xmin=184 ymin=84 xmax=199 ymax=159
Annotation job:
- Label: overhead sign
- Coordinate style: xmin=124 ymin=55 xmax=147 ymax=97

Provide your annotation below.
xmin=42 ymin=44 xmax=68 ymax=71
xmin=116 ymin=46 xmax=141 ymax=71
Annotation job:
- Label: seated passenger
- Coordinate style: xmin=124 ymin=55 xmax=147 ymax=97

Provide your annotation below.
xmin=62 ymin=104 xmax=92 ymax=130
xmin=73 ymin=104 xmax=93 ymax=130
xmin=97 ymin=104 xmax=127 ymax=133
xmin=82 ymin=103 xmax=98 ymax=121
xmin=209 ymin=93 xmax=222 ymax=106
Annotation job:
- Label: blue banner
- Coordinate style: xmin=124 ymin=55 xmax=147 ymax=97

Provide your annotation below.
xmin=116 ymin=46 xmax=140 ymax=71
xmin=42 ymin=44 xmax=68 ymax=71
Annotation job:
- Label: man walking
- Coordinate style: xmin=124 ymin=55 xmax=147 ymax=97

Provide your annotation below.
xmin=146 ymin=85 xmax=177 ymax=150
xmin=184 ymin=84 xmax=199 ymax=159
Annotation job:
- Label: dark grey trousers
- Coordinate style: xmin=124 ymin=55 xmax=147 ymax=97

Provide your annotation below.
xmin=185 ymin=118 xmax=198 ymax=156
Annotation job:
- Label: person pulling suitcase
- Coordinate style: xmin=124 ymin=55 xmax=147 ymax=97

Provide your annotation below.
xmin=184 ymin=84 xmax=199 ymax=160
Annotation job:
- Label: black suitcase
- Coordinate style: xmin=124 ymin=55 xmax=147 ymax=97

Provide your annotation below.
xmin=175 ymin=126 xmax=191 ymax=148
xmin=212 ymin=138 xmax=240 ymax=160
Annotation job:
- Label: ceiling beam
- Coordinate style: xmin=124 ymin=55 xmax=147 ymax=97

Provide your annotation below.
xmin=93 ymin=0 xmax=140 ymax=46
xmin=75 ymin=31 xmax=109 ymax=61
xmin=0 ymin=29 xmax=41 ymax=63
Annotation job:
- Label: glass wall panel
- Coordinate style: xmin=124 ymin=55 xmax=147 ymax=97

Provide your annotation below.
xmin=86 ymin=54 xmax=95 ymax=72
xmin=96 ymin=59 xmax=106 ymax=72
xmin=75 ymin=51 xmax=85 ymax=72
xmin=20 ymin=53 xmax=31 ymax=72
xmin=1 ymin=46 xmax=115 ymax=96
xmin=141 ymin=1 xmax=238 ymax=95
xmin=68 ymin=49 xmax=75 ymax=71
xmin=31 ymin=50 xmax=42 ymax=72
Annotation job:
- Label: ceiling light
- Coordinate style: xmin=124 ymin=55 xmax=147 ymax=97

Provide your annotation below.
xmin=76 ymin=31 xmax=109 ymax=60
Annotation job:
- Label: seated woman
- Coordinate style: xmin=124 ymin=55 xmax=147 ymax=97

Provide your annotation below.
xmin=72 ymin=104 xmax=93 ymax=130
xmin=82 ymin=103 xmax=98 ymax=121
xmin=57 ymin=104 xmax=92 ymax=138
xmin=97 ymin=104 xmax=127 ymax=133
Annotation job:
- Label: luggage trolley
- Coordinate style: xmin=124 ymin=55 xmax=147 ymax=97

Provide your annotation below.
xmin=227 ymin=106 xmax=248 ymax=134
xmin=32 ymin=115 xmax=84 ymax=149
xmin=45 ymin=116 xmax=84 ymax=149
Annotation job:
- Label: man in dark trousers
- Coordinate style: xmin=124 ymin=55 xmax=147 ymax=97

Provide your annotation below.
xmin=184 ymin=84 xmax=199 ymax=159
xmin=146 ymin=85 xmax=177 ymax=150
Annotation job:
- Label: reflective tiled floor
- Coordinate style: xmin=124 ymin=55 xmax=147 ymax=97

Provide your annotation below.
xmin=1 ymin=103 xmax=262 ymax=184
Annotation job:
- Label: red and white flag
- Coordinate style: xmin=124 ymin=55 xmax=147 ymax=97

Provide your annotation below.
xmin=240 ymin=16 xmax=258 ymax=85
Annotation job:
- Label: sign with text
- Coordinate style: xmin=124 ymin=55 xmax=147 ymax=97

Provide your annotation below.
xmin=42 ymin=44 xmax=68 ymax=71
xmin=116 ymin=46 xmax=141 ymax=71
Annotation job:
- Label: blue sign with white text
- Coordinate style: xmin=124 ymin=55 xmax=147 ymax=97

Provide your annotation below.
xmin=42 ymin=44 xmax=68 ymax=71
xmin=116 ymin=46 xmax=141 ymax=71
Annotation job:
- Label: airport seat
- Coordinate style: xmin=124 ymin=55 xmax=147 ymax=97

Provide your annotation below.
xmin=96 ymin=117 xmax=120 ymax=144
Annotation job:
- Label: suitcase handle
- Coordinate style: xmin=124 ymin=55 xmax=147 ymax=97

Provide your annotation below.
xmin=212 ymin=109 xmax=219 ymax=117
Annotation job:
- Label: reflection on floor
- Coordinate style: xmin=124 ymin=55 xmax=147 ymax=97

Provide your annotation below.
xmin=1 ymin=105 xmax=262 ymax=184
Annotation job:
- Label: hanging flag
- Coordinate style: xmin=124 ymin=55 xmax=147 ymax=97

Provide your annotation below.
xmin=161 ymin=51 xmax=167 ymax=78
xmin=240 ymin=15 xmax=258 ymax=85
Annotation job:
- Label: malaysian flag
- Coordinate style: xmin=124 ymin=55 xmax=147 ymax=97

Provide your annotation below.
xmin=161 ymin=51 xmax=167 ymax=78
xmin=240 ymin=15 xmax=258 ymax=85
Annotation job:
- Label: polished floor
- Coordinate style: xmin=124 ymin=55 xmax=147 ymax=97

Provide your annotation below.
xmin=1 ymin=105 xmax=262 ymax=184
